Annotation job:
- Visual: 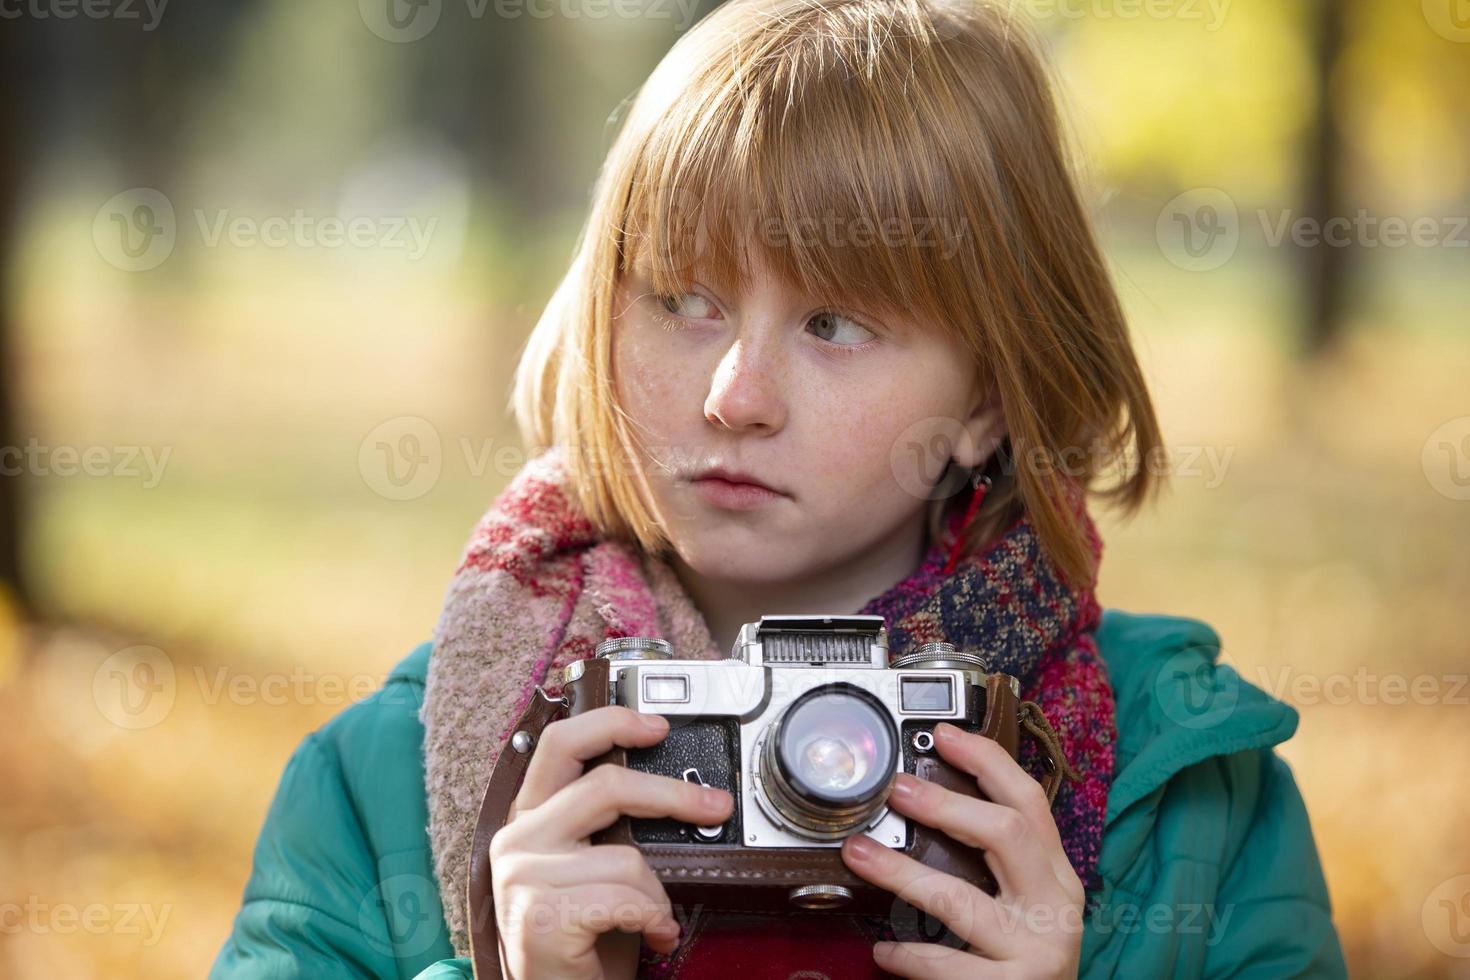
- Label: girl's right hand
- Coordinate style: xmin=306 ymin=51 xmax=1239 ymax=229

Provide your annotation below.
xmin=488 ymin=704 xmax=735 ymax=980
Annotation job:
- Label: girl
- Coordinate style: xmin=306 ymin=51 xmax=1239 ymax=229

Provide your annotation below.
xmin=212 ymin=0 xmax=1347 ymax=977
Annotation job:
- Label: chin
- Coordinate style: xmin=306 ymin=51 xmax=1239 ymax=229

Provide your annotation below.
xmin=670 ymin=533 xmax=804 ymax=583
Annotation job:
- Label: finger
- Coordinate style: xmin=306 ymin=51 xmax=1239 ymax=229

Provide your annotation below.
xmin=931 ymin=723 xmax=1075 ymax=885
xmin=513 ymin=705 xmax=673 ymax=813
xmin=871 ymin=939 xmax=999 ymax=980
xmin=510 ymin=845 xmax=675 ymax=922
xmin=517 ymin=883 xmax=682 ymax=958
xmin=838 ymin=834 xmax=1024 ymax=959
xmin=932 ymin=723 xmax=1056 ymax=829
xmin=526 ymin=763 xmax=734 ymax=849
xmin=883 ymin=771 xmax=1059 ymax=901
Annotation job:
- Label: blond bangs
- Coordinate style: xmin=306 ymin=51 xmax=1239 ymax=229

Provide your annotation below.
xmin=617 ymin=9 xmax=991 ymax=356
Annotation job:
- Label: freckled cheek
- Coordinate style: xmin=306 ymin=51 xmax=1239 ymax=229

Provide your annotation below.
xmin=613 ymin=332 xmax=706 ymax=433
xmin=799 ymin=393 xmax=902 ymax=486
xmin=805 ymin=389 xmax=948 ymax=503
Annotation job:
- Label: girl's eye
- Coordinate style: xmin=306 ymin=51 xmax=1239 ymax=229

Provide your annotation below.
xmin=646 ymin=287 xmax=880 ymax=353
xmin=808 ymin=311 xmax=878 ymax=349
xmin=654 ymin=291 xmax=718 ymax=320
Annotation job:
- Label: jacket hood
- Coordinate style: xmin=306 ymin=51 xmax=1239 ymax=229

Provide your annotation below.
xmin=1095 ymin=608 xmax=1300 ymax=822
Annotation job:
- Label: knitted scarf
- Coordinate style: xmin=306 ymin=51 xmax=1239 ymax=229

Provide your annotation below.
xmin=420 ymin=447 xmax=1116 ymax=973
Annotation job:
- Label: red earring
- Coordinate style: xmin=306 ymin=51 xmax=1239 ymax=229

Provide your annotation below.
xmin=943 ymin=470 xmax=991 ymax=575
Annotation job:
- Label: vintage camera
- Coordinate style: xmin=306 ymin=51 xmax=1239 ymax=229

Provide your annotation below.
xmin=467 ymin=614 xmax=1032 ymax=976
xmin=564 ymin=614 xmax=1017 ymax=853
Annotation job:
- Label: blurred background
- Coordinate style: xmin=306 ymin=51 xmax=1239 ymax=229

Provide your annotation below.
xmin=0 ymin=0 xmax=1466 ymax=976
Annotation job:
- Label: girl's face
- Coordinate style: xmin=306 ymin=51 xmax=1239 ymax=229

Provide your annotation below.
xmin=610 ymin=244 xmax=1004 ymax=585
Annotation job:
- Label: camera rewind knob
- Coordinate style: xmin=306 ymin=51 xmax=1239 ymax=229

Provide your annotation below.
xmin=595 ymin=636 xmax=674 ymax=660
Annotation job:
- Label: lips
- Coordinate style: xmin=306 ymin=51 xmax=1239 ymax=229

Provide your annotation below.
xmin=690 ymin=466 xmax=786 ymax=496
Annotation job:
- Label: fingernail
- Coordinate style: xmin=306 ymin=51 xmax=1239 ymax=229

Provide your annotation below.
xmin=642 ymin=713 xmax=669 ymax=732
xmin=652 ymin=924 xmax=680 ymax=955
xmin=934 ymin=722 xmax=957 ymax=740
xmin=846 ymin=833 xmax=878 ymax=859
xmin=702 ymin=787 xmax=728 ymax=808
xmin=890 ymin=774 xmax=917 ymax=801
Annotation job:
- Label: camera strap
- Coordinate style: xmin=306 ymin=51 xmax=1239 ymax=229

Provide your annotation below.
xmin=466 ymin=685 xmax=570 ymax=980
xmin=1020 ymin=699 xmax=1084 ymax=805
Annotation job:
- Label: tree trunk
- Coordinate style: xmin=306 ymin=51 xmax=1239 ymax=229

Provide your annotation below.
xmin=0 ymin=22 xmax=30 ymax=618
xmin=1301 ymin=0 xmax=1348 ymax=358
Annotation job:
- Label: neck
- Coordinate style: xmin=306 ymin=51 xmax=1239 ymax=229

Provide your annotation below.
xmin=668 ymin=510 xmax=935 ymax=656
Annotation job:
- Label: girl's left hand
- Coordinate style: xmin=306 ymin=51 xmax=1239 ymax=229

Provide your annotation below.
xmin=840 ymin=721 xmax=1084 ymax=979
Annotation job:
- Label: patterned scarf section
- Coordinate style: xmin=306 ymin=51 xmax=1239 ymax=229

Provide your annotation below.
xmin=420 ymin=447 xmax=1116 ymax=965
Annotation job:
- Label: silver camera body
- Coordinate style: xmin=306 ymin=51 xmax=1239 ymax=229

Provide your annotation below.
xmin=561 ymin=614 xmax=1017 ymax=851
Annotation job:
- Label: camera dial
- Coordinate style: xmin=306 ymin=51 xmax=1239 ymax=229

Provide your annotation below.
xmin=594 ymin=636 xmax=674 ymax=660
xmin=888 ymin=641 xmax=990 ymax=672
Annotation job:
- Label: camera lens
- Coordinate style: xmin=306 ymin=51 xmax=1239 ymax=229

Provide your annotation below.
xmin=794 ymin=734 xmax=863 ymax=794
xmin=759 ymin=683 xmax=897 ymax=838
xmin=779 ymin=689 xmax=891 ymax=803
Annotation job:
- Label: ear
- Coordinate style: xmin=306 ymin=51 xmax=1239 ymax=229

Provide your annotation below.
xmin=954 ymin=382 xmax=1008 ymax=470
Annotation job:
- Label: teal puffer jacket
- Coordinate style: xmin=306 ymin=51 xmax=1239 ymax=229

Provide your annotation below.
xmin=209 ymin=610 xmax=1348 ymax=979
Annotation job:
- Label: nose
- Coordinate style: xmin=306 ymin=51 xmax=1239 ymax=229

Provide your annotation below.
xmin=704 ymin=335 xmax=787 ymax=433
